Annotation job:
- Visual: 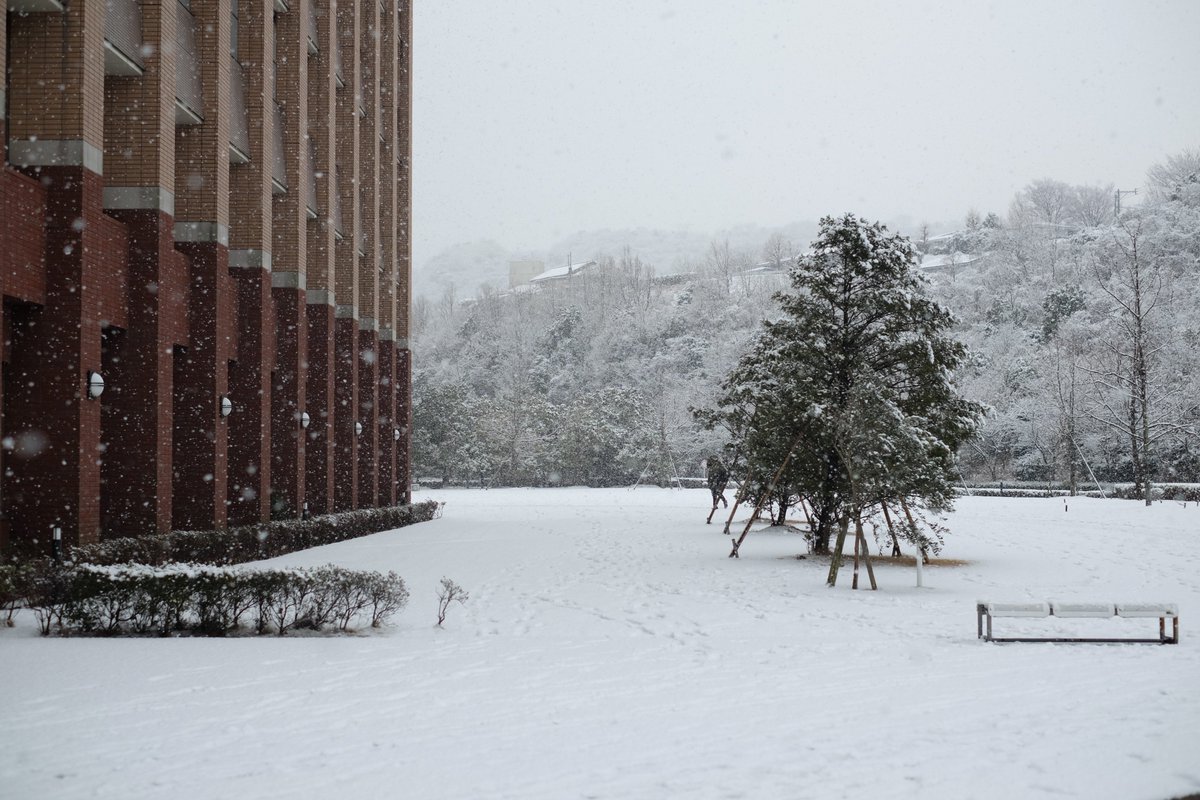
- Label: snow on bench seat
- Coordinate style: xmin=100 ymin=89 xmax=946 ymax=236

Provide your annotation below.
xmin=1050 ymin=602 xmax=1115 ymax=618
xmin=977 ymin=600 xmax=1179 ymax=644
xmin=1115 ymin=603 xmax=1178 ymax=619
xmin=985 ymin=601 xmax=1050 ymax=618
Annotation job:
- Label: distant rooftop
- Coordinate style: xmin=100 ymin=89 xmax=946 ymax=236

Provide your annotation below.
xmin=529 ymin=260 xmax=598 ymax=284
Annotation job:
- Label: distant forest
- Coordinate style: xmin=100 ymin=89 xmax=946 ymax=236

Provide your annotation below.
xmin=410 ymin=150 xmax=1200 ymax=490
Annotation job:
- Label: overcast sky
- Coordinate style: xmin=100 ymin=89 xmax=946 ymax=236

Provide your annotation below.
xmin=412 ymin=0 xmax=1200 ymax=265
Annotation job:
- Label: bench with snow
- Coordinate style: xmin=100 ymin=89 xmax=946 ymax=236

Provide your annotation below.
xmin=976 ymin=601 xmax=1179 ymax=644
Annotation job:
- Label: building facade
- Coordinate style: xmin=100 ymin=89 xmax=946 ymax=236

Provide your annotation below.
xmin=0 ymin=0 xmax=412 ymax=553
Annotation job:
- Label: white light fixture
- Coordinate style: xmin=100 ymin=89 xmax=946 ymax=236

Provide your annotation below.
xmin=86 ymin=370 xmax=105 ymax=400
xmin=300 ymin=411 xmax=311 ymax=429
xmin=220 ymin=396 xmax=233 ymax=418
xmin=393 ymin=427 xmax=400 ymax=442
xmin=354 ymin=421 xmax=363 ymax=436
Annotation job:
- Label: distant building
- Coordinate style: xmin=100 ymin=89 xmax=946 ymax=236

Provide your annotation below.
xmin=529 ymin=259 xmax=598 ymax=285
xmin=0 ymin=0 xmax=414 ymax=554
xmin=509 ymin=260 xmax=545 ymax=288
xmin=919 ymin=252 xmax=985 ymax=274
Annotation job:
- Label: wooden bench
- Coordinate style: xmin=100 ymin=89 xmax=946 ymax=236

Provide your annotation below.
xmin=977 ymin=601 xmax=1179 ymax=644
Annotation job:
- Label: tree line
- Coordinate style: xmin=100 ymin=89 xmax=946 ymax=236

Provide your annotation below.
xmin=411 ymin=149 xmax=1200 ymax=503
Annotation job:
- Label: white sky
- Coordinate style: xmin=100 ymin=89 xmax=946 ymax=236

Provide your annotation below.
xmin=413 ymin=0 xmax=1200 ymax=264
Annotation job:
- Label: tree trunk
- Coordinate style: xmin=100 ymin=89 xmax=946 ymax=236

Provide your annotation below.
xmin=825 ymin=513 xmax=851 ymax=587
xmin=811 ymin=498 xmax=836 ymax=554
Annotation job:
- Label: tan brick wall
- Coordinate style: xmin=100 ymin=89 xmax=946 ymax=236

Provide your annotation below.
xmin=175 ymin=0 xmax=232 ymax=226
xmin=104 ymin=0 xmax=177 ymax=191
xmin=228 ymin=0 xmax=273 ymax=249
xmin=356 ymin=0 xmax=379 ymax=323
xmin=7 ymin=0 xmax=107 ymax=152
xmin=396 ymin=0 xmax=412 ymax=340
xmin=334 ymin=0 xmax=360 ymax=312
xmin=1 ymin=1 xmax=8 ymax=161
xmin=305 ymin=0 xmax=337 ymax=295
xmin=273 ymin=0 xmax=311 ymax=275
xmin=377 ymin=0 xmax=397 ymax=335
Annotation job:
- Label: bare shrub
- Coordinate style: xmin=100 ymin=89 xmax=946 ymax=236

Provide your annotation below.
xmin=436 ymin=577 xmax=469 ymax=627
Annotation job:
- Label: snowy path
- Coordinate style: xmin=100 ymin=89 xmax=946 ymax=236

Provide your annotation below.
xmin=2 ymin=490 xmax=1198 ymax=799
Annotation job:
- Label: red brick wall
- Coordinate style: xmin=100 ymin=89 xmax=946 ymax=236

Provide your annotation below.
xmin=333 ymin=316 xmax=358 ymax=510
xmin=1 ymin=0 xmax=413 ymax=552
xmin=2 ymin=169 xmax=47 ymax=304
xmin=92 ymin=214 xmax=130 ymax=330
xmin=305 ymin=304 xmax=336 ymax=513
xmin=270 ymin=287 xmax=307 ymax=517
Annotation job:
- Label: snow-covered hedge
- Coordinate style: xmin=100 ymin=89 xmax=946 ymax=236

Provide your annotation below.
xmin=1108 ymin=484 xmax=1200 ymax=503
xmin=1 ymin=564 xmax=25 ymax=627
xmin=960 ymin=488 xmax=1093 ymax=498
xmin=960 ymin=484 xmax=1199 ymax=502
xmin=69 ymin=501 xmax=442 ymax=567
xmin=17 ymin=561 xmax=409 ymax=636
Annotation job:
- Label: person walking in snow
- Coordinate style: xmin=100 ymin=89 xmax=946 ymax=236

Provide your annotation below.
xmin=705 ymin=456 xmax=730 ymax=523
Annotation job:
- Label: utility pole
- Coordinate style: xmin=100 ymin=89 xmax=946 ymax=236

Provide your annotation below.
xmin=1114 ymin=188 xmax=1138 ymax=218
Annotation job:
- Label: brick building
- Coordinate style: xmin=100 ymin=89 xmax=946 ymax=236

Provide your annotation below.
xmin=0 ymin=0 xmax=413 ymax=553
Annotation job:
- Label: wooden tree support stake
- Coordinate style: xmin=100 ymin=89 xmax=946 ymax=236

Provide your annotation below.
xmin=856 ymin=516 xmax=877 ymax=590
xmin=880 ymin=501 xmax=901 ymax=557
xmin=721 ymin=478 xmax=752 ymax=535
xmin=798 ymin=497 xmax=814 ymax=529
xmin=729 ymin=434 xmax=803 ymax=558
xmin=826 ymin=514 xmax=850 ymax=585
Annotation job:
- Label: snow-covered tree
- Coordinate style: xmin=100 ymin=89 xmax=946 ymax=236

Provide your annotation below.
xmin=700 ymin=214 xmax=984 ymax=553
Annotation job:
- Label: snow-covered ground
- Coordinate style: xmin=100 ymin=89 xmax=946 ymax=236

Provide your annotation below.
xmin=2 ymin=490 xmax=1197 ymax=800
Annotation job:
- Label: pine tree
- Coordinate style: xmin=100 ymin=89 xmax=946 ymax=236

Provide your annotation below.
xmin=699 ymin=214 xmax=984 ymax=553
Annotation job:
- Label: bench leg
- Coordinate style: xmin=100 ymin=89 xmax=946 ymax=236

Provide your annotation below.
xmin=1157 ymin=616 xmax=1179 ymax=644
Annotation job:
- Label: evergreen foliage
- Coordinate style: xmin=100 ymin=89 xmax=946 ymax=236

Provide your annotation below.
xmin=698 ymin=214 xmax=984 ymax=552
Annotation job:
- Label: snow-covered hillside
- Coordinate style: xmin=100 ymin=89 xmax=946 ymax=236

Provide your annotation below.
xmin=2 ymin=490 xmax=1197 ymax=800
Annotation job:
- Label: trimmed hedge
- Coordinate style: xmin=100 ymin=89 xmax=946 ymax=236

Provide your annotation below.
xmin=960 ymin=484 xmax=1200 ymax=502
xmin=13 ymin=561 xmax=409 ymax=636
xmin=1108 ymin=484 xmax=1200 ymax=503
xmin=1 ymin=563 xmax=26 ymax=626
xmin=68 ymin=500 xmax=442 ymax=567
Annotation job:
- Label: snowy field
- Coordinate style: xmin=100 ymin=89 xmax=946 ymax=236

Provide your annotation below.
xmin=2 ymin=489 xmax=1198 ymax=800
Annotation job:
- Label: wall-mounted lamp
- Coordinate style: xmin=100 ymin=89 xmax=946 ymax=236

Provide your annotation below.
xmin=354 ymin=421 xmax=363 ymax=436
xmin=300 ymin=411 xmax=311 ymax=429
xmin=86 ymin=370 xmax=105 ymax=400
xmin=393 ymin=427 xmax=401 ymax=442
xmin=51 ymin=524 xmax=63 ymax=561
xmin=220 ymin=396 xmax=233 ymax=418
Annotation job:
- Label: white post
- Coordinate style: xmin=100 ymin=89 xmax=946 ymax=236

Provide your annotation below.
xmin=915 ymin=550 xmax=924 ymax=588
